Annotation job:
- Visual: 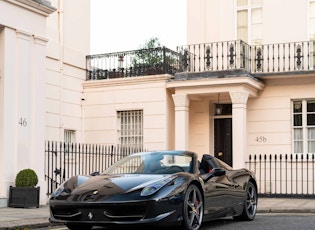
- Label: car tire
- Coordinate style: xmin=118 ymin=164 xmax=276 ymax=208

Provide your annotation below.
xmin=182 ymin=184 xmax=203 ymax=230
xmin=234 ymin=181 xmax=258 ymax=221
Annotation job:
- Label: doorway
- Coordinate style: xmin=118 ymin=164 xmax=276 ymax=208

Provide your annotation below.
xmin=214 ymin=118 xmax=232 ymax=167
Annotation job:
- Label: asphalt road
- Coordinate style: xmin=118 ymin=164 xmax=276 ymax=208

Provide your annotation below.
xmin=38 ymin=213 xmax=315 ymax=230
xmin=200 ymin=213 xmax=315 ymax=230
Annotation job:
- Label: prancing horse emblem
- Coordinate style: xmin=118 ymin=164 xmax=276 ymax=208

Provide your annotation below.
xmin=88 ymin=212 xmax=93 ymax=220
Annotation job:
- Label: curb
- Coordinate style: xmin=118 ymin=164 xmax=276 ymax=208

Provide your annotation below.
xmin=0 ymin=219 xmax=62 ymax=230
xmin=257 ymin=209 xmax=315 ymax=214
xmin=0 ymin=219 xmax=49 ymax=230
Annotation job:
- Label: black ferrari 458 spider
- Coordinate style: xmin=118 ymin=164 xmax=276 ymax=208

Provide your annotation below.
xmin=49 ymin=150 xmax=258 ymax=230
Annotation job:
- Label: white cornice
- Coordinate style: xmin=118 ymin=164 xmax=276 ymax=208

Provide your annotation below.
xmin=5 ymin=0 xmax=56 ymax=16
xmin=82 ymin=74 xmax=173 ymax=89
xmin=167 ymin=76 xmax=265 ymax=91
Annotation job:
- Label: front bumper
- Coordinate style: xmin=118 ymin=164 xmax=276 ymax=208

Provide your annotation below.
xmin=49 ymin=198 xmax=183 ymax=227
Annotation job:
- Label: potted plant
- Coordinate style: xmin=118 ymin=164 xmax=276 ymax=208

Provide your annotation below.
xmin=8 ymin=168 xmax=40 ymax=208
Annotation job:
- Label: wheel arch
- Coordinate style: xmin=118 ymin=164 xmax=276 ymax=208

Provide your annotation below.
xmin=248 ymin=176 xmax=258 ymax=195
xmin=188 ymin=180 xmax=205 ymax=207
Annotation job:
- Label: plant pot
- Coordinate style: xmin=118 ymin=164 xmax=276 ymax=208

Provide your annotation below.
xmin=8 ymin=186 xmax=40 ymax=208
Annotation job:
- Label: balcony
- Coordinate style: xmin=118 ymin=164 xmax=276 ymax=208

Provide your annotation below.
xmin=86 ymin=40 xmax=315 ymax=80
xmin=86 ymin=47 xmax=181 ymax=80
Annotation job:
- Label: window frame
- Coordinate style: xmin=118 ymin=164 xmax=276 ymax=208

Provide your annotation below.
xmin=117 ymin=110 xmax=143 ymax=149
xmin=292 ymin=99 xmax=315 ymax=154
xmin=64 ymin=129 xmax=76 ymax=143
xmin=236 ymin=0 xmax=263 ymax=44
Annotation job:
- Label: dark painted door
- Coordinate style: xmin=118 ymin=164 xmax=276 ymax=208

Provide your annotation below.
xmin=214 ymin=118 xmax=232 ymax=167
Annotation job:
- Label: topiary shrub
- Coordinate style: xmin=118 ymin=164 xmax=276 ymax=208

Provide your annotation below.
xmin=15 ymin=169 xmax=38 ymax=187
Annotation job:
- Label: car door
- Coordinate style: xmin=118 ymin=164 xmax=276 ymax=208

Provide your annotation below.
xmin=202 ymin=173 xmax=243 ymax=219
xmin=200 ymin=157 xmax=244 ymax=220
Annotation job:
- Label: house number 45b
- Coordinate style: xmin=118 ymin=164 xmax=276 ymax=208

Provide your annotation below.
xmin=19 ymin=118 xmax=27 ymax=127
xmin=255 ymin=136 xmax=267 ymax=142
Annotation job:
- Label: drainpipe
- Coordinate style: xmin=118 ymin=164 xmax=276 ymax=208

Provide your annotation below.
xmin=58 ymin=0 xmax=64 ymax=141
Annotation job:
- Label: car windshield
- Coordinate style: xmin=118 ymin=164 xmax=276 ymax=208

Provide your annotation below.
xmin=103 ymin=151 xmax=193 ymax=175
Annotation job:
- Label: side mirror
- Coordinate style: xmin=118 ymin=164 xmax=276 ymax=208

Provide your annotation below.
xmin=90 ymin=171 xmax=100 ymax=176
xmin=202 ymin=168 xmax=226 ymax=182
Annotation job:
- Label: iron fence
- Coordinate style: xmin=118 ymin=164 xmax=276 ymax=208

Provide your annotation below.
xmin=246 ymin=153 xmax=315 ymax=197
xmin=86 ymin=47 xmax=181 ymax=80
xmin=44 ymin=141 xmax=145 ymax=195
xmin=45 ymin=145 xmax=315 ymax=197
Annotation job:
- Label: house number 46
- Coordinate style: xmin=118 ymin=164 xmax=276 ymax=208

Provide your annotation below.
xmin=19 ymin=118 xmax=27 ymax=127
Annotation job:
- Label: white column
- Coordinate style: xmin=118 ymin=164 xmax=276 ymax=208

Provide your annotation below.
xmin=172 ymin=94 xmax=190 ymax=150
xmin=16 ymin=30 xmax=32 ymax=169
xmin=32 ymin=35 xmax=48 ymax=205
xmin=229 ymin=91 xmax=249 ymax=169
xmin=0 ymin=27 xmax=17 ymax=206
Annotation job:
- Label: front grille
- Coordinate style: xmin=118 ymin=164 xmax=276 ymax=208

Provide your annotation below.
xmin=103 ymin=205 xmax=146 ymax=220
xmin=51 ymin=203 xmax=147 ymax=222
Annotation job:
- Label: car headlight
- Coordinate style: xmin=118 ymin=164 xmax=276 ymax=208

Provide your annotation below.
xmin=141 ymin=177 xmax=175 ymax=196
xmin=51 ymin=181 xmax=66 ymax=198
xmin=51 ymin=175 xmax=89 ymax=198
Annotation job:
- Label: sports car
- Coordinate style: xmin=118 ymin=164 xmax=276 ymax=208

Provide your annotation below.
xmin=49 ymin=150 xmax=258 ymax=230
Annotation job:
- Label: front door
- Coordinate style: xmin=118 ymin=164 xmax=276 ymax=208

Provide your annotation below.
xmin=214 ymin=118 xmax=232 ymax=166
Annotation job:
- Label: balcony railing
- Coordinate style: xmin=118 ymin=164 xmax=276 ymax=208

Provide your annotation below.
xmin=86 ymin=47 xmax=181 ymax=80
xmin=86 ymin=40 xmax=315 ymax=80
xmin=177 ymin=40 xmax=315 ymax=74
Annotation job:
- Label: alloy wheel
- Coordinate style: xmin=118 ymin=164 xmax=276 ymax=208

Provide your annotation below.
xmin=183 ymin=184 xmax=203 ymax=230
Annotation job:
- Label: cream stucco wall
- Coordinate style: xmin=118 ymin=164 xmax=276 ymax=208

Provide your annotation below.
xmin=187 ymin=0 xmax=235 ymax=44
xmin=263 ymin=0 xmax=309 ymax=43
xmin=247 ymin=76 xmax=315 ymax=155
xmin=187 ymin=0 xmax=310 ymax=45
xmin=45 ymin=0 xmax=89 ymax=142
xmin=189 ymin=99 xmax=211 ymax=155
xmin=82 ymin=75 xmax=174 ymax=151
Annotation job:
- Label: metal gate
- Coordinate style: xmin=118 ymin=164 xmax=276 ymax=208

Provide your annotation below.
xmin=45 ymin=141 xmax=144 ymax=196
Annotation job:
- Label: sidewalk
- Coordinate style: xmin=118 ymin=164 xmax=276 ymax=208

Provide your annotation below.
xmin=0 ymin=198 xmax=315 ymax=229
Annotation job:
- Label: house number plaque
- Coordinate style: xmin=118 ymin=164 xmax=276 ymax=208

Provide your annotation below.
xmin=255 ymin=136 xmax=267 ymax=142
xmin=18 ymin=117 xmax=27 ymax=127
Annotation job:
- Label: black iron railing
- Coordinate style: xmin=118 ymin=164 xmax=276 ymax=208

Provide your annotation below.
xmin=86 ymin=47 xmax=181 ymax=80
xmin=45 ymin=144 xmax=315 ymax=197
xmin=246 ymin=153 xmax=315 ymax=197
xmin=86 ymin=40 xmax=315 ymax=80
xmin=45 ymin=141 xmax=146 ymax=195
xmin=177 ymin=40 xmax=315 ymax=74
xmin=177 ymin=40 xmax=251 ymax=72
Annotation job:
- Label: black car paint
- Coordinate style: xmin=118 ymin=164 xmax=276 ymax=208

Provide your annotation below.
xmin=49 ymin=151 xmax=257 ymax=229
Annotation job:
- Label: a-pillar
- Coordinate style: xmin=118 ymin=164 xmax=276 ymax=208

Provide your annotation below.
xmin=229 ymin=91 xmax=249 ymax=169
xmin=172 ymin=94 xmax=190 ymax=150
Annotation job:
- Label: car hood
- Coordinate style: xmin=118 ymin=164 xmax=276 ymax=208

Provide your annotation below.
xmin=55 ymin=174 xmax=175 ymax=202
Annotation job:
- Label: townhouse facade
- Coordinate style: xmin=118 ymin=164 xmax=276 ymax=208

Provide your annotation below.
xmin=0 ymin=0 xmax=314 ymax=206
xmin=0 ymin=0 xmax=89 ymax=206
xmin=85 ymin=0 xmax=315 ymax=166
